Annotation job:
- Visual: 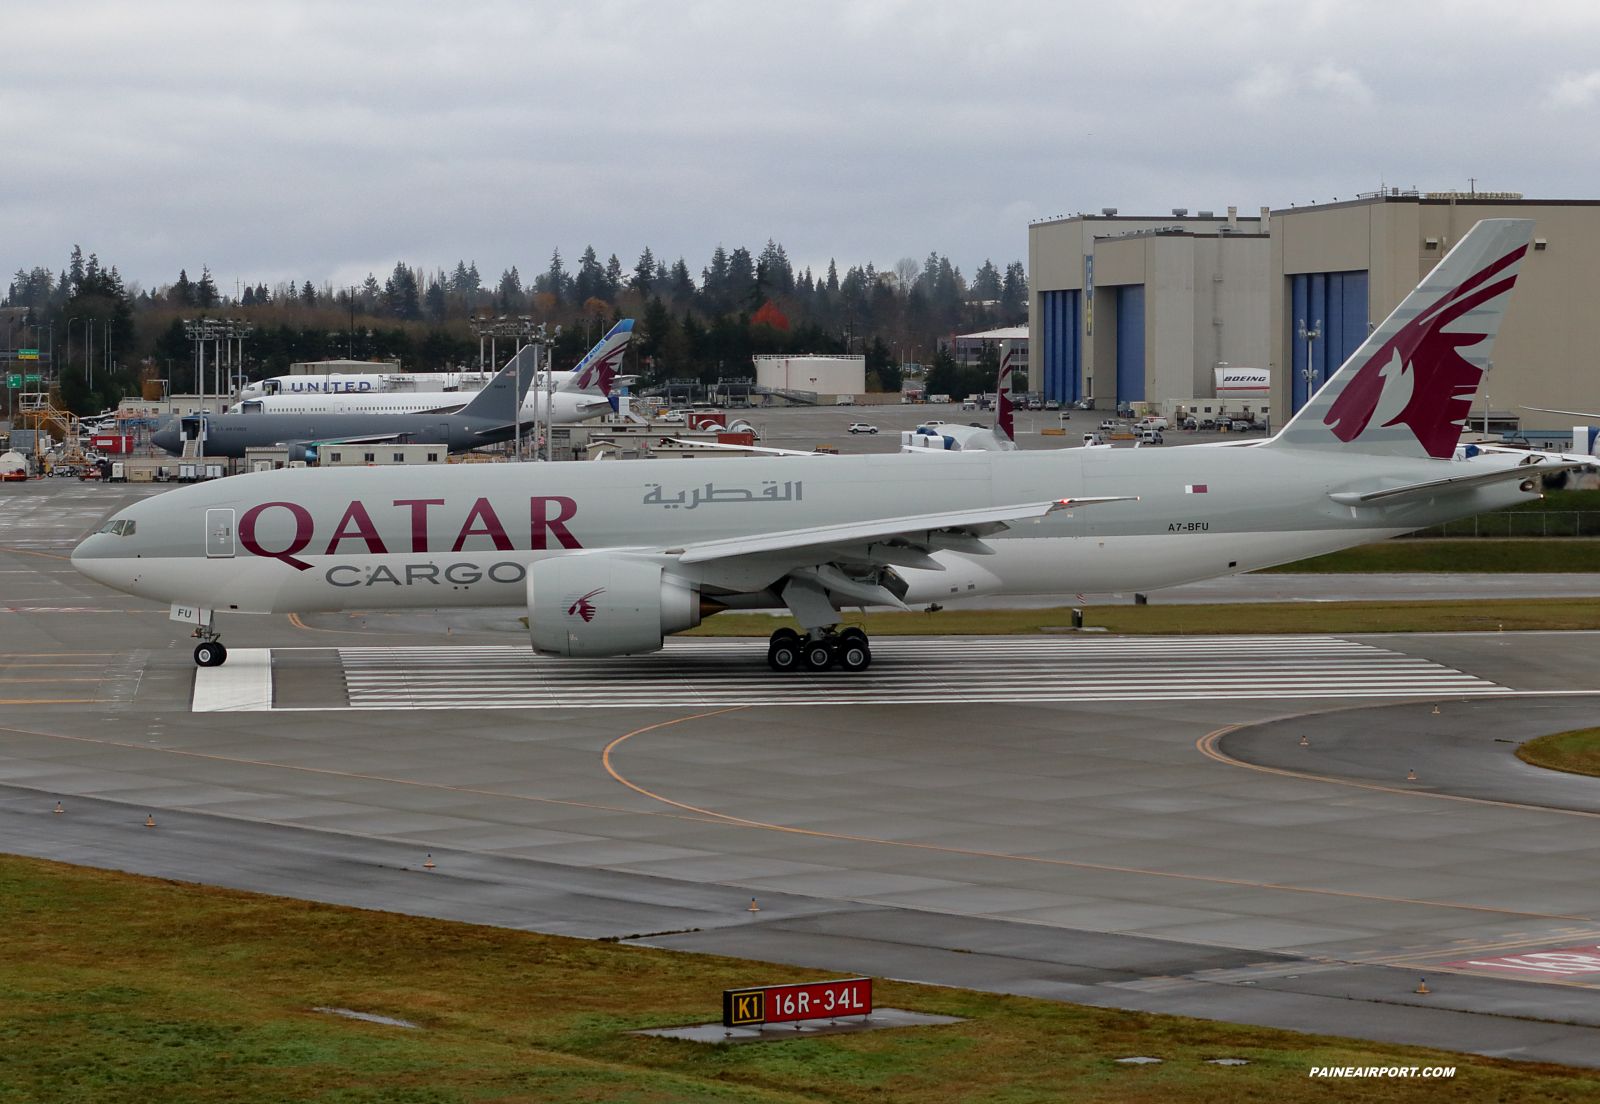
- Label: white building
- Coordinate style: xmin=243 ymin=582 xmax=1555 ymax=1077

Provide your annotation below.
xmin=752 ymin=355 xmax=866 ymax=397
xmin=947 ymin=326 xmax=1029 ymax=373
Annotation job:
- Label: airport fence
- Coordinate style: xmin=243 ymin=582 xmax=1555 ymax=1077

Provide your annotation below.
xmin=1398 ymin=512 xmax=1600 ymax=538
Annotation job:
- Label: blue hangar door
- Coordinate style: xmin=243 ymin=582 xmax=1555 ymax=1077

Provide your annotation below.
xmin=1116 ymin=285 xmax=1145 ymax=405
xmin=1038 ymin=290 xmax=1081 ymax=404
xmin=1290 ymin=270 xmax=1368 ymax=412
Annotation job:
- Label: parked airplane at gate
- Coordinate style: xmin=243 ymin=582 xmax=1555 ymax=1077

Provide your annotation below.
xmin=227 ymin=322 xmax=633 ymax=425
xmin=79 ymin=220 xmax=1576 ymax=674
xmin=150 ymin=356 xmax=535 ymax=461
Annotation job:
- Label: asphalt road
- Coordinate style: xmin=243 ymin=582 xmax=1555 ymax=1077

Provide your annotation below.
xmin=7 ymin=478 xmax=1600 ymax=1067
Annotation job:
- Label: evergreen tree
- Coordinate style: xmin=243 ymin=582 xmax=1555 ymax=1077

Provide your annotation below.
xmin=197 ymin=267 xmax=219 ymax=308
xmin=864 ymin=335 xmax=899 ymax=392
xmin=973 ymin=260 xmax=1002 ymax=302
xmin=757 ymin=240 xmax=794 ymax=294
xmin=639 ymin=295 xmax=674 ymax=368
xmin=631 ymin=247 xmax=656 ymax=295
xmin=385 ymin=263 xmax=422 ymax=319
xmin=449 ymin=260 xmax=482 ymax=297
xmin=727 ymin=247 xmax=755 ymax=309
xmin=67 ymin=246 xmax=85 ymax=293
xmin=1001 ymin=261 xmax=1027 ymax=316
xmin=301 ymin=280 xmax=316 ymax=305
xmin=574 ymin=246 xmax=604 ymax=302
xmin=6 ymin=267 xmax=56 ymax=307
xmin=496 ymin=266 xmax=523 ymax=313
xmin=536 ymin=249 xmax=569 ymax=301
xmin=359 ymin=274 xmax=381 ymax=312
xmin=241 ymin=286 xmax=256 ymax=307
xmin=669 ymin=258 xmax=694 ymax=302
xmin=604 ymin=254 xmax=624 ymax=301
xmin=701 ymin=246 xmax=730 ymax=311
xmin=172 ymin=269 xmax=196 ymax=307
xmin=826 ymin=259 xmax=839 ymax=293
xmin=424 ymin=276 xmax=447 ymax=319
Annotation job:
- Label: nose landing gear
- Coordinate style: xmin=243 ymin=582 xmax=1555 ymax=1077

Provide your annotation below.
xmin=192 ymin=621 xmax=227 ymax=667
xmin=766 ymin=626 xmax=871 ymax=674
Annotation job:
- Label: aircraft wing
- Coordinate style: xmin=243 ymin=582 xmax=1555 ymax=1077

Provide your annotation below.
xmin=675 ymin=497 xmax=1135 ymax=565
xmin=1328 ymin=455 xmax=1576 ymax=506
xmin=1522 ymin=405 xmax=1600 ymax=420
xmin=279 ymin=432 xmax=409 ymax=448
xmin=665 ymin=437 xmax=825 ymax=457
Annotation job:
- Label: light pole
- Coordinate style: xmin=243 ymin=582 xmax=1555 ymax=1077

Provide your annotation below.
xmin=1297 ymin=317 xmax=1322 ymax=407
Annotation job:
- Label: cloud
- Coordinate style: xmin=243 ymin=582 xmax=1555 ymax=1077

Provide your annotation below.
xmin=1546 ymin=69 xmax=1600 ymax=108
xmin=3 ymin=0 xmax=1600 ymax=289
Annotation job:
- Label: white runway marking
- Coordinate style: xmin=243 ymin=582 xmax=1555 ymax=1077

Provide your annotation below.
xmin=191 ymin=648 xmax=274 ymax=712
xmin=305 ymin=635 xmax=1512 ymax=711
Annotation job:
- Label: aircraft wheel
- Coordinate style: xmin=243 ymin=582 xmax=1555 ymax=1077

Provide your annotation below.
xmin=837 ymin=636 xmax=871 ymax=672
xmin=801 ymin=639 xmax=834 ymax=672
xmin=769 ymin=627 xmax=800 ymax=648
xmin=767 ymin=639 xmax=801 ymax=672
xmin=194 ymin=641 xmax=227 ymax=667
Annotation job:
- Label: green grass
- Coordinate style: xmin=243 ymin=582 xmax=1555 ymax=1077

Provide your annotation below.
xmin=686 ymin=596 xmax=1600 ymax=638
xmin=1256 ymin=539 xmax=1600 ymax=573
xmin=1517 ymin=726 xmax=1600 ymax=779
xmin=3 ymin=852 xmax=1596 ymax=1102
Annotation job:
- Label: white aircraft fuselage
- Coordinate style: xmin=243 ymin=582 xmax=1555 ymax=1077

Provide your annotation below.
xmin=71 ymin=443 xmax=1541 ymax=616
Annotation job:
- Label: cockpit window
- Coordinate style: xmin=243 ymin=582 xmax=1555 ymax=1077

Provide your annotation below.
xmin=98 ymin=519 xmax=136 ymax=536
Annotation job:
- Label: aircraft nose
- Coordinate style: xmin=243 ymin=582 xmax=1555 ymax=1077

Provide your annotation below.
xmin=152 ymin=425 xmax=179 ymax=454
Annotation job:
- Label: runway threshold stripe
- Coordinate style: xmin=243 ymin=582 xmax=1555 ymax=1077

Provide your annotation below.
xmin=186 ymin=636 xmax=1513 ymax=711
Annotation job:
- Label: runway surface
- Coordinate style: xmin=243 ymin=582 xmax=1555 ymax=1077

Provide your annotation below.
xmin=8 ymin=479 xmax=1600 ymax=1066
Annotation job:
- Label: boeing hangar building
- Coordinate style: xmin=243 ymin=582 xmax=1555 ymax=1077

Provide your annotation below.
xmin=1029 ymin=192 xmax=1600 ymax=441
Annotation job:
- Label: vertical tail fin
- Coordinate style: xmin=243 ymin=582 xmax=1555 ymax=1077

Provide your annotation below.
xmin=1270 ymin=218 xmax=1534 ymax=458
xmin=560 ymin=320 xmax=635 ymax=395
xmin=996 ymin=340 xmax=1016 ymax=443
xmin=459 ymin=357 xmax=536 ymax=421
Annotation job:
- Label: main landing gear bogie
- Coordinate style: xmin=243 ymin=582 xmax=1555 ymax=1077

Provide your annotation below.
xmin=767 ymin=627 xmax=871 ymax=674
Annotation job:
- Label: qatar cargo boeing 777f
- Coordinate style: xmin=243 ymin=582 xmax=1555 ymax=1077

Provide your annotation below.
xmin=75 ymin=219 xmax=1577 ymax=673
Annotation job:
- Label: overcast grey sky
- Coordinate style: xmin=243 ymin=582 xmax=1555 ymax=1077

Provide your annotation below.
xmin=5 ymin=0 xmax=1598 ymax=294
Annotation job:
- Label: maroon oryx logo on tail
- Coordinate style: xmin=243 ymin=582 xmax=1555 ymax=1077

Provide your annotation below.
xmin=1323 ymin=245 xmax=1526 ymax=459
xmin=566 ymin=587 xmax=604 ymax=622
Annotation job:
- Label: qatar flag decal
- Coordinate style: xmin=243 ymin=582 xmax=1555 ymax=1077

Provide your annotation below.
xmin=1185 ymin=484 xmax=1208 ymax=494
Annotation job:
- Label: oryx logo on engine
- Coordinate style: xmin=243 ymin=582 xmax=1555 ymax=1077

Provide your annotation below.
xmin=566 ymin=588 xmax=604 ymax=622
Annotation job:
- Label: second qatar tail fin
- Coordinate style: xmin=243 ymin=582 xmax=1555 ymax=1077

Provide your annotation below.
xmin=1270 ymin=218 xmax=1534 ymax=459
xmin=559 ymin=319 xmax=634 ymax=396
xmin=996 ymin=340 xmax=1018 ymax=445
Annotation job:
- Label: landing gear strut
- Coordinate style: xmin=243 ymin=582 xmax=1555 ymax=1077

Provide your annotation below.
xmin=767 ymin=627 xmax=871 ymax=674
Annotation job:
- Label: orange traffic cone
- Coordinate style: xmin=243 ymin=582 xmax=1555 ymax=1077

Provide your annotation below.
xmin=1415 ymin=977 xmax=1430 ymax=994
xmin=748 ymin=898 xmax=760 ymax=913
xmin=1300 ymin=735 xmax=1308 ymax=746
xmin=1407 ymin=769 xmax=1416 ymax=780
xmin=145 ymin=814 xmax=156 ymax=827
xmin=1432 ymin=704 xmax=1440 ymax=714
xmin=424 ymin=854 xmax=435 ymax=868
xmin=54 ymin=802 xmax=64 ymax=814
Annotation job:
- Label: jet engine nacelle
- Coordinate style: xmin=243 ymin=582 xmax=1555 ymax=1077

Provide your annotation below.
xmin=527 ymin=554 xmax=701 ymax=657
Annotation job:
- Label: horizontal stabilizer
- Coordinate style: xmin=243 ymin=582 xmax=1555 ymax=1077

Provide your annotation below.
xmin=1328 ymin=456 xmax=1574 ymax=507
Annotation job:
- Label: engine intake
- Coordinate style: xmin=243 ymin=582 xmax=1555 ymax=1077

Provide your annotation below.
xmin=528 ymin=554 xmax=701 ymax=657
